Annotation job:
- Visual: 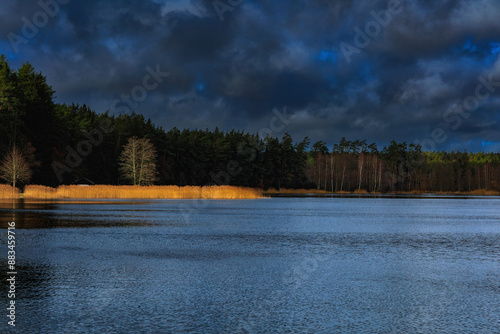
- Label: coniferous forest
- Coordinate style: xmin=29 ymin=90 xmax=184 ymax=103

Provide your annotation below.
xmin=1 ymin=56 xmax=500 ymax=193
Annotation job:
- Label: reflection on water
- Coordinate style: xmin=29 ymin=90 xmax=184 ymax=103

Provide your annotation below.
xmin=0 ymin=197 xmax=499 ymax=333
xmin=0 ymin=199 xmax=161 ymax=228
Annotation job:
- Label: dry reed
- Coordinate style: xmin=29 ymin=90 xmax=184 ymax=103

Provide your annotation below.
xmin=265 ymin=188 xmax=330 ymax=194
xmin=468 ymin=189 xmax=500 ymax=196
xmin=389 ymin=189 xmax=500 ymax=196
xmin=0 ymin=185 xmax=20 ymax=199
xmin=23 ymin=185 xmax=263 ymax=200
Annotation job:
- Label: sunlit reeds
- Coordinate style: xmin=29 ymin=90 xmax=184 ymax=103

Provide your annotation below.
xmin=23 ymin=185 xmax=263 ymax=199
xmin=200 ymin=185 xmax=263 ymax=199
xmin=0 ymin=185 xmax=20 ymax=199
xmin=12 ymin=184 xmax=500 ymax=199
xmin=22 ymin=185 xmax=57 ymax=199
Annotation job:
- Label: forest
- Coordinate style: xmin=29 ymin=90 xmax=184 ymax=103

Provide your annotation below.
xmin=1 ymin=55 xmax=500 ymax=193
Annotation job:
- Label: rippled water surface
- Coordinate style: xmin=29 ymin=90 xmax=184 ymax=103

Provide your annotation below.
xmin=1 ymin=197 xmax=499 ymax=333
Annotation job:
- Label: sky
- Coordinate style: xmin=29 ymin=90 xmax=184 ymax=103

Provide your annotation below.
xmin=1 ymin=0 xmax=500 ymax=152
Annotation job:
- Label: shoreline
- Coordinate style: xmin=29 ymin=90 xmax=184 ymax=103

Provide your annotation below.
xmin=265 ymin=188 xmax=500 ymax=197
xmin=1 ymin=184 xmax=499 ymax=200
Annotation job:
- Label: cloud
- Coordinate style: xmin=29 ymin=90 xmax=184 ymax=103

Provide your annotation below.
xmin=1 ymin=0 xmax=500 ymax=151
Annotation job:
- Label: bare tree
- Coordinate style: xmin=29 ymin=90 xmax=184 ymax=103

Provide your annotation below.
xmin=119 ymin=136 xmax=158 ymax=185
xmin=0 ymin=146 xmax=33 ymax=188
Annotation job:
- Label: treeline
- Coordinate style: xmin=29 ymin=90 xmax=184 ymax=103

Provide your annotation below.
xmin=308 ymin=139 xmax=500 ymax=192
xmin=0 ymin=55 xmax=311 ymax=188
xmin=1 ymin=55 xmax=499 ymax=192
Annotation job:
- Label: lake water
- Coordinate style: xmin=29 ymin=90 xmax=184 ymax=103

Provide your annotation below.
xmin=1 ymin=197 xmax=499 ymax=333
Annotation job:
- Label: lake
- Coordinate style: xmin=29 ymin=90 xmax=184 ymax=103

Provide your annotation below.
xmin=1 ymin=196 xmax=499 ymax=333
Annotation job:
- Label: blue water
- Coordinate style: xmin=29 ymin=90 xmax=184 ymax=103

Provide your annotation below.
xmin=1 ymin=197 xmax=499 ymax=333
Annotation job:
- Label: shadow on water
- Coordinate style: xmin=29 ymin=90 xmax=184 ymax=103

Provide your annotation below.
xmin=0 ymin=199 xmax=159 ymax=229
xmin=0 ymin=261 xmax=56 ymax=302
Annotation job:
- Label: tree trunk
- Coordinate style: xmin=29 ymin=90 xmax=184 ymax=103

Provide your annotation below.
xmin=341 ymin=163 xmax=346 ymax=191
xmin=330 ymin=154 xmax=334 ymax=192
xmin=358 ymin=154 xmax=364 ymax=190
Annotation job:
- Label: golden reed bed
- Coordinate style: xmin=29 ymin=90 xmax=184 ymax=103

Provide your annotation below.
xmin=265 ymin=188 xmax=330 ymax=194
xmin=0 ymin=185 xmax=20 ymax=199
xmin=21 ymin=185 xmax=263 ymax=200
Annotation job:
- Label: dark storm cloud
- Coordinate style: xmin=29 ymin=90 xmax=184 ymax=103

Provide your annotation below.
xmin=1 ymin=0 xmax=500 ymax=151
